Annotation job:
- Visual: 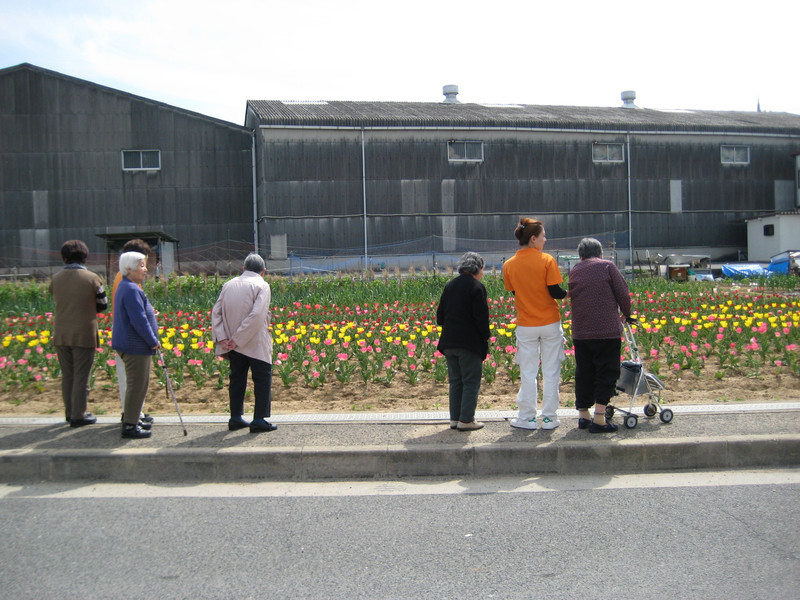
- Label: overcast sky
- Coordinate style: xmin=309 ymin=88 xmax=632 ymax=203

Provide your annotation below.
xmin=2 ymin=0 xmax=797 ymax=125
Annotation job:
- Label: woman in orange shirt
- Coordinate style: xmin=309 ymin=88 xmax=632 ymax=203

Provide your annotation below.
xmin=503 ymin=218 xmax=567 ymax=430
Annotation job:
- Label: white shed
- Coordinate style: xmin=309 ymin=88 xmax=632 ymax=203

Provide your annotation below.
xmin=746 ymin=211 xmax=800 ymax=261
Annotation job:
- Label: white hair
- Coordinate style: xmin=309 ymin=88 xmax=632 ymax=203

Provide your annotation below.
xmin=119 ymin=251 xmax=146 ymax=277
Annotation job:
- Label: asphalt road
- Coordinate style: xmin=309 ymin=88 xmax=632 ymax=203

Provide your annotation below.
xmin=1 ymin=469 xmax=798 ymax=599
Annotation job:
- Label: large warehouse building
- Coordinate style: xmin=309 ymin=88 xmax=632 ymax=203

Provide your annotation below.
xmin=246 ymin=88 xmax=800 ymax=270
xmin=2 ymin=64 xmax=799 ymax=275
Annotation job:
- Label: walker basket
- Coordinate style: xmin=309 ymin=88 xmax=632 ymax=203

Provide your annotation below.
xmin=607 ymin=324 xmax=672 ymax=429
xmin=616 ymin=360 xmax=646 ymax=395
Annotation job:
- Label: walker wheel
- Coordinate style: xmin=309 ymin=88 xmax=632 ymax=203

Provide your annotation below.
xmin=644 ymin=403 xmax=658 ymax=417
xmin=659 ymin=409 xmax=674 ymax=423
xmin=624 ymin=414 xmax=638 ymax=429
xmin=605 ymin=406 xmax=615 ymax=420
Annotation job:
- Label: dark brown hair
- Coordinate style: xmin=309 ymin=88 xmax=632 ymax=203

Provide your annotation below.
xmin=60 ymin=240 xmax=89 ymax=264
xmin=514 ymin=218 xmax=544 ymax=246
xmin=121 ymin=238 xmax=151 ymax=255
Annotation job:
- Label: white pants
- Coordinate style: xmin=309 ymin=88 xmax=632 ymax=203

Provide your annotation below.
xmin=116 ymin=352 xmax=127 ymax=411
xmin=514 ymin=322 xmax=565 ymax=421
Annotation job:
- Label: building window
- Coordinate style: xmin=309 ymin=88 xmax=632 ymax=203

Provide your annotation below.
xmin=670 ymin=180 xmax=683 ymax=213
xmin=122 ymin=150 xmax=161 ymax=171
xmin=592 ymin=142 xmax=624 ymax=163
xmin=720 ymin=145 xmax=750 ymax=165
xmin=448 ymin=141 xmax=484 ymax=162
xmin=763 ymin=224 xmax=775 ymax=236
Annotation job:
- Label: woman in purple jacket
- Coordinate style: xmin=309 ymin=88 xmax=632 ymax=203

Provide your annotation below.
xmin=112 ymin=251 xmax=159 ymax=439
xmin=568 ymin=238 xmax=634 ymax=433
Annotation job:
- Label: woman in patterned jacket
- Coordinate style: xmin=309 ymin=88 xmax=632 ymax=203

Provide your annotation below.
xmin=568 ymin=238 xmax=634 ymax=433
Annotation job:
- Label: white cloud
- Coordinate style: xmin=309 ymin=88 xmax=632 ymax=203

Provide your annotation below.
xmin=1 ymin=0 xmax=797 ymax=123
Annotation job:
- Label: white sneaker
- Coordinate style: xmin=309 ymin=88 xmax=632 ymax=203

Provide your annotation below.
xmin=510 ymin=417 xmax=538 ymax=430
xmin=541 ymin=416 xmax=561 ymax=430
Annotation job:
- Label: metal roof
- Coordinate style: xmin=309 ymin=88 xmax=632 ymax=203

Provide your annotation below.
xmin=1 ymin=63 xmax=250 ymax=131
xmin=744 ymin=210 xmax=800 ymax=220
xmin=96 ymin=231 xmax=180 ymax=250
xmin=247 ymin=99 xmax=800 ymax=134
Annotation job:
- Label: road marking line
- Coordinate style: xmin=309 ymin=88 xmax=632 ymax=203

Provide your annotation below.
xmin=2 ymin=469 xmax=798 ymax=499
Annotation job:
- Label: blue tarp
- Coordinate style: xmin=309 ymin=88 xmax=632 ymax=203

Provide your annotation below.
xmin=721 ymin=263 xmax=770 ymax=278
xmin=767 ymin=251 xmax=799 ymax=275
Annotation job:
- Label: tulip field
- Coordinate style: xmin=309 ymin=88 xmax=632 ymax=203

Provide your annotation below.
xmin=1 ymin=273 xmax=799 ymax=412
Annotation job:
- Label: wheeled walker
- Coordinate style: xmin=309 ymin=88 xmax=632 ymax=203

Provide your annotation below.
xmin=605 ymin=322 xmax=672 ymax=429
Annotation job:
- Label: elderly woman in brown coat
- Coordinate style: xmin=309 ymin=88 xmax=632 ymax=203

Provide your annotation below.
xmin=49 ymin=240 xmax=108 ymax=426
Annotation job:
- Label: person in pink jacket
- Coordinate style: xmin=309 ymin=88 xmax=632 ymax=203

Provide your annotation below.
xmin=211 ymin=253 xmax=276 ymax=433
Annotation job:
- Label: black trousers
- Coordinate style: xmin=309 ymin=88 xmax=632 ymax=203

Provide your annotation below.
xmin=573 ymin=338 xmax=621 ymax=410
xmin=228 ymin=350 xmax=272 ymax=419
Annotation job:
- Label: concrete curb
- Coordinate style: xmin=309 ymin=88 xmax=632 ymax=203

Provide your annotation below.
xmin=3 ymin=434 xmax=799 ymax=483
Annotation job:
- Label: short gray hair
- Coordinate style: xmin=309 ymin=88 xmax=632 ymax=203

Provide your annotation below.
xmin=457 ymin=251 xmax=485 ymax=275
xmin=577 ymin=238 xmax=603 ymax=260
xmin=119 ymin=251 xmax=146 ymax=277
xmin=243 ymin=252 xmax=266 ymax=273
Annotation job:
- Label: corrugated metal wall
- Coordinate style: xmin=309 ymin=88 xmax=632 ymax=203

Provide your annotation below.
xmin=3 ymin=65 xmax=798 ymax=273
xmin=256 ymin=130 xmax=798 ymax=257
xmin=0 ymin=66 xmax=254 ymax=272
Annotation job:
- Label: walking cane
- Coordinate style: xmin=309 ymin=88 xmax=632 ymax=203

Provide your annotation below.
xmin=157 ymin=349 xmax=188 ymax=436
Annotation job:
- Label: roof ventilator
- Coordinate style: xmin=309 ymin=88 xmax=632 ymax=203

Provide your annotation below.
xmin=621 ymin=90 xmax=639 ymax=109
xmin=442 ymin=85 xmax=460 ymax=104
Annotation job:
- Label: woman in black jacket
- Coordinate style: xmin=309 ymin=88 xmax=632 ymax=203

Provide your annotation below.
xmin=436 ymin=252 xmax=491 ymax=431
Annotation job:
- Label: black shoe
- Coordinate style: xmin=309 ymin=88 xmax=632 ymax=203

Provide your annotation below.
xmin=249 ymin=418 xmax=277 ymax=433
xmin=589 ymin=421 xmax=619 ymax=434
xmin=228 ymin=417 xmax=250 ymax=431
xmin=138 ymin=420 xmax=152 ymax=430
xmin=69 ymin=413 xmax=97 ymax=428
xmin=578 ymin=418 xmax=592 ymax=430
xmin=122 ymin=412 xmax=154 ymax=424
xmin=122 ymin=423 xmax=152 ymax=439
